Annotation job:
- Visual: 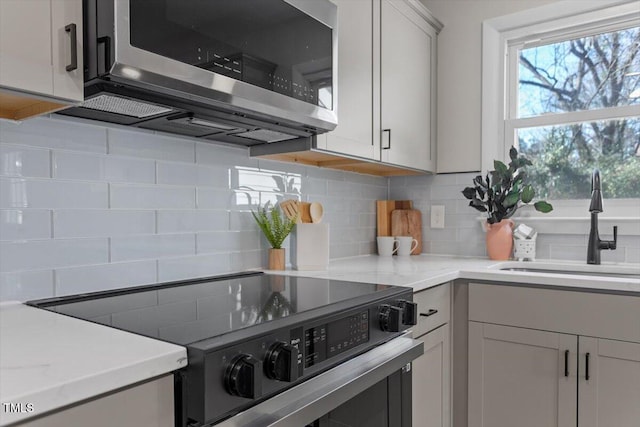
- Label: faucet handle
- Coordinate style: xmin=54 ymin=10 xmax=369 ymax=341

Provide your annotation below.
xmin=611 ymin=225 xmax=617 ymax=250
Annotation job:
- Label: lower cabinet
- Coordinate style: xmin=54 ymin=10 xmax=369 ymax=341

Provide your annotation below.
xmin=412 ymin=283 xmax=451 ymax=427
xmin=413 ymin=323 xmax=450 ymax=427
xmin=467 ymin=283 xmax=640 ymax=427
xmin=17 ymin=375 xmax=174 ymax=427
xmin=578 ymin=337 xmax=640 ymax=427
xmin=468 ymin=322 xmax=577 ymax=427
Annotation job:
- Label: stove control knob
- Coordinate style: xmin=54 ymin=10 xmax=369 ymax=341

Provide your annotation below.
xmin=398 ymin=300 xmax=418 ymax=326
xmin=225 ymin=354 xmax=262 ymax=399
xmin=265 ymin=342 xmax=299 ymax=382
xmin=379 ymin=304 xmax=403 ymax=332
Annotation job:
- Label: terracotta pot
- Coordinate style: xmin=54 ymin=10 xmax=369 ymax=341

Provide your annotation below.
xmin=485 ymin=219 xmax=514 ymax=260
xmin=268 ymin=248 xmax=286 ymax=270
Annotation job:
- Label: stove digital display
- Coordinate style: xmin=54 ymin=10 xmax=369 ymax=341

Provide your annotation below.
xmin=304 ymin=311 xmax=369 ymax=368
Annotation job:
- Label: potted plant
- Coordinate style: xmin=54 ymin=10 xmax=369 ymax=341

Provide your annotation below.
xmin=252 ymin=202 xmax=298 ymax=270
xmin=462 ymin=146 xmax=553 ymax=260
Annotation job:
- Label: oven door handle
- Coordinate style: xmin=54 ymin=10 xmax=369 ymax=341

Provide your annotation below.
xmin=215 ymin=334 xmax=423 ymax=427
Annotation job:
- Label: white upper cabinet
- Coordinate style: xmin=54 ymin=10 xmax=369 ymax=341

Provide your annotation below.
xmin=321 ymin=0 xmax=378 ymax=161
xmin=380 ymin=0 xmax=437 ymax=172
xmin=316 ymin=0 xmax=441 ymax=174
xmin=51 ymin=0 xmax=83 ymax=101
xmin=0 ymin=0 xmax=83 ymax=121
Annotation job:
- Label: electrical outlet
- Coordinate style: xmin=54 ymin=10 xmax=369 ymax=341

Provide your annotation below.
xmin=431 ymin=205 xmax=445 ymax=229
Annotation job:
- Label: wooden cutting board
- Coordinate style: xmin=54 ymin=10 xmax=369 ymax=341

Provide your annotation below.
xmin=390 ymin=209 xmax=422 ymax=255
xmin=377 ymin=200 xmax=413 ymax=236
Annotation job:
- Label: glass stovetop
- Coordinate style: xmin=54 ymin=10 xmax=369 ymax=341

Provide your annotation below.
xmin=32 ymin=273 xmax=394 ymax=346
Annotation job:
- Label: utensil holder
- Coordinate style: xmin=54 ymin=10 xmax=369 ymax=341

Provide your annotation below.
xmin=291 ymin=223 xmax=329 ymax=270
xmin=514 ymin=234 xmax=537 ymax=261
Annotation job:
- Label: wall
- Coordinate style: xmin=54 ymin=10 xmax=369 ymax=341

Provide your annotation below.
xmin=0 ymin=116 xmax=387 ymax=301
xmin=421 ymin=0 xmax=558 ymax=173
xmin=390 ymin=173 xmax=640 ymax=263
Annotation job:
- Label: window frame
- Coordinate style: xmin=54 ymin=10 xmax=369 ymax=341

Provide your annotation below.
xmin=482 ymin=0 xmax=640 ymax=219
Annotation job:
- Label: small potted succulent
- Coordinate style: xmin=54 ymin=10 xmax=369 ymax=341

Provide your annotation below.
xmin=252 ymin=202 xmax=298 ymax=270
xmin=462 ymin=146 xmax=553 ymax=260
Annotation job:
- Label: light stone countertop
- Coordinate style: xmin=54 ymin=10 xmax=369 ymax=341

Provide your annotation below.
xmin=272 ymin=254 xmax=640 ymax=294
xmin=0 ymin=302 xmax=187 ymax=426
xmin=1 ymin=254 xmax=637 ymax=426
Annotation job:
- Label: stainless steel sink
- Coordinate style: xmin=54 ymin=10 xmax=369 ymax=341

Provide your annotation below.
xmin=500 ymin=267 xmax=640 ymax=279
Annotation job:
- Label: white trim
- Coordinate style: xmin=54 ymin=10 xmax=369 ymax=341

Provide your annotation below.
xmin=507 ymin=105 xmax=640 ymax=129
xmin=477 ymin=216 xmax=640 ymax=236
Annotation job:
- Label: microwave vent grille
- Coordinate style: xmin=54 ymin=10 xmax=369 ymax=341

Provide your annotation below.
xmin=82 ymin=95 xmax=174 ymax=118
xmin=234 ymin=129 xmax=299 ymax=143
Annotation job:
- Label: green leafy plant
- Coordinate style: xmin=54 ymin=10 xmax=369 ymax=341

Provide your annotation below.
xmin=462 ymin=146 xmax=553 ymax=224
xmin=252 ymin=202 xmax=298 ymax=249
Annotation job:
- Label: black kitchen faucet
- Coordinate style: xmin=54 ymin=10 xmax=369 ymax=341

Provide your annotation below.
xmin=587 ymin=169 xmax=617 ymax=264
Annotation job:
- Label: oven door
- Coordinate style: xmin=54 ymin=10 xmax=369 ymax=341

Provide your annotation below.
xmin=213 ymin=334 xmax=423 ymax=427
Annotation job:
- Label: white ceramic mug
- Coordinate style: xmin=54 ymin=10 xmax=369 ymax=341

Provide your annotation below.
xmin=377 ymin=236 xmax=398 ymax=256
xmin=395 ymin=236 xmax=418 ymax=256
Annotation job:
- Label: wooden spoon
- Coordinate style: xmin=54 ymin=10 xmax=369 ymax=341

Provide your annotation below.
xmin=310 ymin=202 xmax=324 ymax=223
xmin=280 ymin=199 xmax=300 ymax=223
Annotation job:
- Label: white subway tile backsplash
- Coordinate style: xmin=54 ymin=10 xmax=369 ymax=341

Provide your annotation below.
xmin=197 ymin=188 xmax=233 ymax=209
xmin=53 ymin=151 xmax=155 ymax=183
xmin=229 ymin=250 xmax=263 ymax=272
xmin=0 ymin=238 xmax=108 ymax=272
xmin=110 ymin=184 xmax=195 ymax=209
xmin=158 ymin=253 xmax=232 ymax=282
xmin=54 ymin=209 xmax=155 ymax=238
xmin=0 ymin=209 xmax=51 ymax=241
xmin=0 ymin=270 xmax=54 ymax=301
xmin=229 ymin=211 xmax=258 ymax=232
xmin=0 ymin=117 xmax=107 ymax=153
xmin=157 ymin=161 xmax=229 ymax=187
xmin=158 ymin=210 xmax=228 ymax=233
xmin=108 ymin=128 xmax=195 ymax=162
xmin=430 ymin=184 xmax=465 ymax=201
xmin=302 ymin=177 xmax=328 ymax=196
xmin=0 ymin=178 xmax=108 ymax=209
xmin=197 ymin=231 xmax=260 ymax=253
xmin=0 ymin=119 xmax=394 ymax=300
xmin=110 ymin=233 xmax=195 ymax=262
xmin=55 ymin=260 xmax=157 ymax=296
xmin=0 ymin=144 xmax=51 ymax=178
xmin=196 ymin=142 xmax=256 ymax=168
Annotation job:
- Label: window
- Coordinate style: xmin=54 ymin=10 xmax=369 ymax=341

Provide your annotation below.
xmin=508 ymin=25 xmax=639 ymax=200
xmin=482 ymin=0 xmax=640 ymax=216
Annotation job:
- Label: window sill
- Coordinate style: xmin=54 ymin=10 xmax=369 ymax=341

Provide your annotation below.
xmin=476 ymin=216 xmax=640 ymax=236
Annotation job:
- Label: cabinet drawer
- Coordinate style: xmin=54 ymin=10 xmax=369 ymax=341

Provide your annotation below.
xmin=469 ymin=283 xmax=640 ymax=343
xmin=413 ymin=283 xmax=450 ymax=337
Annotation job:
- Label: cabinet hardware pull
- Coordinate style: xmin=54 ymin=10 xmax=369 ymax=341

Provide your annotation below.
xmin=382 ymin=129 xmax=391 ymax=150
xmin=564 ymin=350 xmax=569 ymax=377
xmin=419 ymin=309 xmax=438 ymax=317
xmin=65 ymin=23 xmax=78 ymax=72
xmin=585 ymin=352 xmax=590 ymax=381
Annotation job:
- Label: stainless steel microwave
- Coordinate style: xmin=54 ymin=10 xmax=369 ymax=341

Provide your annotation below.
xmin=59 ymin=0 xmax=338 ymax=146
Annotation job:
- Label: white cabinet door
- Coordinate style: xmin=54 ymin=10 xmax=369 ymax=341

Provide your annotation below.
xmin=578 ymin=337 xmax=640 ymax=427
xmin=380 ymin=0 xmax=436 ymax=172
xmin=51 ymin=0 xmax=83 ymax=101
xmin=468 ymin=322 xmax=577 ymax=427
xmin=18 ymin=375 xmax=174 ymax=427
xmin=321 ymin=0 xmax=378 ymax=160
xmin=413 ymin=324 xmax=450 ymax=427
xmin=0 ymin=0 xmax=53 ymax=95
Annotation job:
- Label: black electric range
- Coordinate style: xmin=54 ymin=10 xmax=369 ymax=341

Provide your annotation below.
xmin=29 ymin=272 xmax=417 ymax=426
